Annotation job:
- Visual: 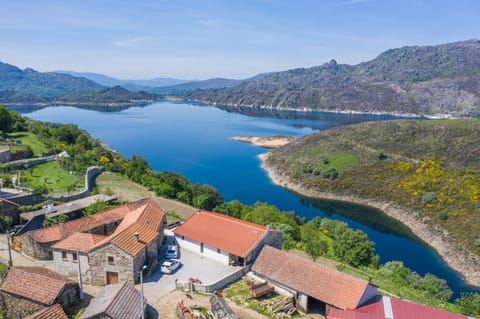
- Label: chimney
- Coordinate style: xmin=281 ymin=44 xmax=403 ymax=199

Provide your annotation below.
xmin=134 ymin=232 xmax=140 ymax=242
xmin=266 ymin=224 xmax=271 ymax=231
xmin=59 ymin=223 xmax=65 ymax=238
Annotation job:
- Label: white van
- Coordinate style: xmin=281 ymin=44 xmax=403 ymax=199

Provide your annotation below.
xmin=166 ymin=245 xmax=179 ymax=259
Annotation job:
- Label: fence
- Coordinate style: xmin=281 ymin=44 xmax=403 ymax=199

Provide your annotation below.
xmin=176 ymin=267 xmax=245 ymax=293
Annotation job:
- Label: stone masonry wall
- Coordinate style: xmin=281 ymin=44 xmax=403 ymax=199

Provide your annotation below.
xmin=0 ymin=292 xmax=45 ymax=319
xmin=88 ymin=243 xmax=135 ymax=286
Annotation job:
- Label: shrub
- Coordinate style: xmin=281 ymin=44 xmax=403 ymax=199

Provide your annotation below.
xmin=439 ymin=211 xmax=448 ymax=221
xmin=421 ymin=192 xmax=437 ymax=204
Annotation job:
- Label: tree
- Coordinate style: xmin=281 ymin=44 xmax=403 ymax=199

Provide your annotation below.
xmin=43 ymin=214 xmax=68 ymax=228
xmin=455 ymin=292 xmax=480 ymax=317
xmin=0 ymin=105 xmax=14 ymax=133
xmin=334 ymin=229 xmax=376 ymax=267
xmin=305 ymin=239 xmax=328 ymax=261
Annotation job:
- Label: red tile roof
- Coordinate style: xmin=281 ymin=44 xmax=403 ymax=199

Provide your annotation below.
xmin=24 ymin=304 xmax=69 ymax=319
xmin=0 ymin=267 xmax=76 ymax=306
xmin=252 ymin=246 xmax=376 ymax=310
xmin=173 ymin=211 xmax=270 ymax=257
xmin=327 ymin=296 xmax=471 ymax=319
xmin=80 ymin=281 xmax=145 ymax=319
xmin=91 ymin=199 xmax=165 ymax=256
xmin=51 ymin=232 xmax=106 ymax=253
xmin=26 ymin=205 xmax=130 ymax=243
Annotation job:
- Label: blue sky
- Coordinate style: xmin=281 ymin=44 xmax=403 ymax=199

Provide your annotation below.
xmin=1 ymin=0 xmax=478 ymax=80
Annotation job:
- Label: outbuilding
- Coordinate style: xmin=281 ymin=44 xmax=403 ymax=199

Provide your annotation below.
xmin=173 ymin=211 xmax=282 ymax=266
xmin=251 ymin=246 xmax=378 ymax=314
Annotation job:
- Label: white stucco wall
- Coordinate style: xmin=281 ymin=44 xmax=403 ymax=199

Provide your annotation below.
xmin=175 ymin=235 xmax=229 ymax=264
xmin=53 ymin=250 xmax=89 ymax=277
xmin=203 ymin=243 xmax=229 ymax=264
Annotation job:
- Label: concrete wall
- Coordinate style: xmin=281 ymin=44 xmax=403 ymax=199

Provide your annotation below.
xmin=297 ymin=293 xmax=309 ymax=313
xmin=175 ymin=235 xmax=201 ymax=253
xmin=52 ymin=250 xmax=89 ymax=277
xmin=176 ymin=267 xmax=245 ymax=294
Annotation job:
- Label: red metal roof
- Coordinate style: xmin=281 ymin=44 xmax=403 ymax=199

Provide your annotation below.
xmin=252 ymin=246 xmax=376 ymax=310
xmin=173 ymin=211 xmax=269 ymax=257
xmin=327 ymin=296 xmax=471 ymax=319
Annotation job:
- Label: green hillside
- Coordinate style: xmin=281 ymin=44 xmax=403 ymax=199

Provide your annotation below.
xmin=267 ymin=119 xmax=480 ymax=253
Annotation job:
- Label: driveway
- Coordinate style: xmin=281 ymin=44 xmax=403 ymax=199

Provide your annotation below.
xmin=139 ymin=233 xmax=240 ymax=307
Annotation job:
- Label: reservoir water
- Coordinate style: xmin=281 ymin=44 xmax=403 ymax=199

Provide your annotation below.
xmin=11 ymin=101 xmax=479 ymax=298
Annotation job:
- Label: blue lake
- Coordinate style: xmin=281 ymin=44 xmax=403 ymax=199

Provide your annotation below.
xmin=11 ymin=101 xmax=479 ymax=298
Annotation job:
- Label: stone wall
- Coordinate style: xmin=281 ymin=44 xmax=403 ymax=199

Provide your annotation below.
xmin=0 ymin=201 xmax=20 ymax=224
xmin=48 ymin=166 xmax=103 ymax=202
xmin=246 ymin=229 xmax=283 ymax=266
xmin=17 ymin=234 xmax=53 ymax=259
xmin=0 ymin=292 xmax=45 ymax=319
xmin=56 ymin=283 xmax=79 ymax=308
xmin=88 ymin=243 xmax=135 ymax=285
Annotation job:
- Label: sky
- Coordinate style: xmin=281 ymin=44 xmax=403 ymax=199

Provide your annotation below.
xmin=0 ymin=0 xmax=479 ymax=80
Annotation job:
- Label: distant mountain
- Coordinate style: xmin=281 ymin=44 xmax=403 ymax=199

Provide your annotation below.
xmin=55 ymin=70 xmax=190 ymax=91
xmin=0 ymin=62 xmax=159 ymax=106
xmin=189 ymin=40 xmax=480 ymax=117
xmin=152 ymin=78 xmax=244 ymax=95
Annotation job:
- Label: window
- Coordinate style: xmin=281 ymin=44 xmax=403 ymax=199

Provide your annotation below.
xmin=72 ymin=252 xmax=77 ymax=263
xmin=61 ymin=251 xmax=67 ymax=260
xmin=217 ymin=248 xmax=221 ymax=253
xmin=108 ymin=256 xmax=114 ymax=264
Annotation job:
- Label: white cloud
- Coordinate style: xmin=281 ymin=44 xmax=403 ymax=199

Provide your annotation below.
xmin=112 ymin=36 xmax=152 ymax=47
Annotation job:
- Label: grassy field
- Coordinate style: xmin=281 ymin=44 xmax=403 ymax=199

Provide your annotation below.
xmin=8 ymin=132 xmax=49 ymax=156
xmin=21 ymin=161 xmax=84 ymax=192
xmin=95 ymin=172 xmax=197 ymax=220
xmin=268 ymin=119 xmax=480 ymax=254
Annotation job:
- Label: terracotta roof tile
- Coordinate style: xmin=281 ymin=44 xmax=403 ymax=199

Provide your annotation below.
xmin=252 ymin=246 xmax=375 ymax=310
xmin=80 ymin=281 xmax=145 ymax=319
xmin=0 ymin=267 xmax=76 ymax=306
xmin=173 ymin=211 xmax=268 ymax=257
xmin=91 ymin=200 xmax=165 ymax=256
xmin=26 ymin=205 xmax=130 ymax=243
xmin=51 ymin=232 xmax=106 ymax=253
xmin=24 ymin=304 xmax=69 ymax=319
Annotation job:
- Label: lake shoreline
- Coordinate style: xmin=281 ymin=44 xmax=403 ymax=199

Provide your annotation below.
xmin=231 ymin=136 xmax=296 ymax=148
xmin=259 ymin=152 xmax=480 ymax=288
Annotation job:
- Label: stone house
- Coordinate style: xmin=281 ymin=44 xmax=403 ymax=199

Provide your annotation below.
xmin=18 ymin=204 xmax=132 ymax=259
xmin=0 ymin=197 xmax=20 ymax=225
xmin=50 ymin=199 xmax=165 ymax=285
xmin=51 ymin=232 xmax=106 ymax=277
xmin=251 ymin=246 xmax=378 ymax=314
xmin=88 ymin=199 xmax=165 ymax=285
xmin=0 ymin=266 xmax=79 ymax=319
xmin=173 ymin=211 xmax=282 ymax=266
xmin=80 ymin=281 xmax=145 ymax=319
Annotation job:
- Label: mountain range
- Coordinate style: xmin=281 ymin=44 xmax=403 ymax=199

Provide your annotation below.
xmin=188 ymin=40 xmax=480 ymax=117
xmin=0 ymin=62 xmax=159 ymax=106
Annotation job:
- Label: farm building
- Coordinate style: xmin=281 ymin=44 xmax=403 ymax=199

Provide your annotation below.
xmin=173 ymin=211 xmax=282 ymax=266
xmin=251 ymin=246 xmax=378 ymax=314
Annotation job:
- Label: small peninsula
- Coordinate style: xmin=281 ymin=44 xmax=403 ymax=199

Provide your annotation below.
xmin=232 ymin=136 xmax=296 ymax=148
xmin=260 ymin=119 xmax=480 ymax=287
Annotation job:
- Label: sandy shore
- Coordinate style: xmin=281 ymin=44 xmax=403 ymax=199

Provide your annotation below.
xmin=259 ymin=153 xmax=480 ymax=288
xmin=232 ymin=136 xmax=296 ymax=148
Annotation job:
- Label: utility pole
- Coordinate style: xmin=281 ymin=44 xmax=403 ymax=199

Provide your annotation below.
xmin=77 ymin=245 xmax=84 ymax=300
xmin=139 ymin=265 xmax=147 ymax=319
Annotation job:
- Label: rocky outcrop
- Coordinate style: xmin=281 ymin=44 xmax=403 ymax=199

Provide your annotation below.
xmin=190 ymin=40 xmax=480 ymax=118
